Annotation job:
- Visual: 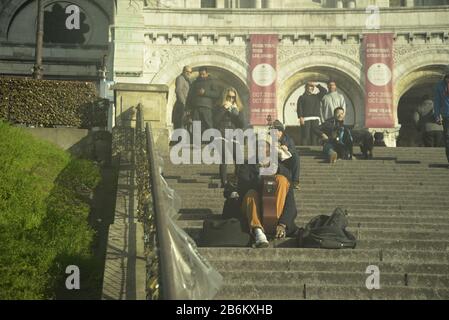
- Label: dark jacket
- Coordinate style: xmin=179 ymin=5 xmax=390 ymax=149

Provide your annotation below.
xmin=213 ymin=105 xmax=247 ymax=133
xmin=187 ymin=76 xmax=220 ymax=109
xmin=296 ymin=84 xmax=327 ymax=118
xmin=236 ymin=161 xmax=298 ymax=236
xmin=313 ymin=118 xmax=353 ymax=146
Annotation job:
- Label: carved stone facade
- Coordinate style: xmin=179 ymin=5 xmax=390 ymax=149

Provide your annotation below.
xmin=1 ymin=0 xmax=449 ymax=146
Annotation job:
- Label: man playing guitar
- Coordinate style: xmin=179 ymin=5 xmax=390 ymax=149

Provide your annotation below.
xmin=236 ymin=120 xmax=298 ymax=248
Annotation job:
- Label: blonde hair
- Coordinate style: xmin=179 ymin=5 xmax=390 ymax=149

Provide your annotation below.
xmin=220 ymin=87 xmax=243 ymax=111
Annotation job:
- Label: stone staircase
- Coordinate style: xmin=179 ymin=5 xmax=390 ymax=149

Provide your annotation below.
xmin=162 ymin=147 xmax=449 ymax=300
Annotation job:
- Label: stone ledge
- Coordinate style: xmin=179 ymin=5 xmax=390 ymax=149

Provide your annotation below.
xmin=112 ymin=83 xmax=169 ymax=93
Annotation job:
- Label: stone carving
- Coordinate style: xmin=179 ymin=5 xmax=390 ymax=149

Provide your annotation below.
xmin=144 ymin=45 xmax=247 ymax=73
xmin=144 ymin=47 xmax=171 ymax=73
xmin=279 ymin=46 xmax=362 ymax=68
xmin=127 ymin=0 xmax=143 ymax=12
xmin=393 ymin=45 xmax=449 ymax=64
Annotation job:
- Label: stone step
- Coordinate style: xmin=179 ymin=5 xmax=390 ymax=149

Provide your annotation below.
xmin=189 ymin=229 xmax=449 ymax=250
xmin=164 ymin=178 xmax=449 ymax=187
xmin=177 ymin=213 xmax=449 ymax=226
xmin=174 ymin=193 xmax=449 ymax=203
xmin=178 ymin=208 xmax=449 ymax=218
xmin=197 ymin=248 xmax=449 ymax=264
xmin=162 ymin=146 xmax=449 ymax=300
xmin=214 ymin=284 xmax=449 ymax=300
xmin=163 ymin=168 xmax=449 ymax=176
xmin=177 ymin=202 xmax=449 ymax=211
xmin=177 ymin=219 xmax=449 ymax=232
xmin=217 ymin=270 xmax=449 ymax=289
xmin=205 ymin=259 xmax=449 ymax=275
xmin=182 ymin=225 xmax=449 ymax=241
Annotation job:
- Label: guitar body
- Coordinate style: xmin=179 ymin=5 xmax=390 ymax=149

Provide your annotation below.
xmin=262 ymin=175 xmax=278 ymax=235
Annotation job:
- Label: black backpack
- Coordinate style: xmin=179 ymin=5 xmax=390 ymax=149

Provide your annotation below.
xmin=297 ymin=208 xmax=356 ymax=249
xmin=199 ymin=218 xmax=251 ymax=247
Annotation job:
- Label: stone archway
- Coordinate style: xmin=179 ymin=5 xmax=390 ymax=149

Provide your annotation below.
xmin=395 ymin=63 xmax=448 ymax=147
xmin=278 ymin=50 xmax=365 ymax=128
xmin=280 ymin=66 xmax=364 ymax=127
xmin=152 ymin=54 xmax=250 ymax=131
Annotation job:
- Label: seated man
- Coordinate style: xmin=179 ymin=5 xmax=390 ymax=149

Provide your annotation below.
xmin=314 ymin=107 xmax=354 ymax=163
xmin=236 ymin=141 xmax=298 ymax=248
xmin=270 ymin=120 xmax=301 ymax=190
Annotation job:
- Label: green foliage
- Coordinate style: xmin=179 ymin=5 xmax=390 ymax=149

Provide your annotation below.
xmin=0 ymin=121 xmax=101 ymax=299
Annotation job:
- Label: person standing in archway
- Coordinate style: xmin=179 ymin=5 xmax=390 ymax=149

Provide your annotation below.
xmin=186 ymin=66 xmax=220 ymax=136
xmin=434 ymin=72 xmax=449 ymax=163
xmin=172 ymin=66 xmax=192 ymax=130
xmin=414 ymin=95 xmax=443 ymax=147
xmin=296 ymin=81 xmax=327 ymax=146
xmin=321 ymin=80 xmax=347 ymax=123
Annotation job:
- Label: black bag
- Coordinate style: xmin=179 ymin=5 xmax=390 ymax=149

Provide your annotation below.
xmin=222 ymin=198 xmax=242 ymax=220
xmin=199 ymin=218 xmax=251 ymax=247
xmin=297 ymin=208 xmax=356 ymax=249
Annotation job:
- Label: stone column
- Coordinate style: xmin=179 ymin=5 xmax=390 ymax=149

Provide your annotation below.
xmin=336 ymin=0 xmax=344 ymax=8
xmin=112 ymin=83 xmax=170 ymax=154
xmin=348 ymin=1 xmax=356 ymax=8
xmin=255 ymin=0 xmax=263 ymax=8
xmin=405 ymin=0 xmax=414 ymax=7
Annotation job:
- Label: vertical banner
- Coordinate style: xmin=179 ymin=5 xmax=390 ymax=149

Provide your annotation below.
xmin=249 ymin=34 xmax=278 ymax=125
xmin=364 ymin=33 xmax=395 ymax=128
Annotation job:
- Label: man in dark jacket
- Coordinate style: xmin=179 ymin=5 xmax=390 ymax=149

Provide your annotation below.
xmin=434 ymin=73 xmax=449 ymax=163
xmin=297 ymin=82 xmax=328 ymax=146
xmin=186 ymin=66 xmax=220 ymax=135
xmin=313 ymin=107 xmax=354 ymax=163
xmin=236 ymin=143 xmax=298 ymax=248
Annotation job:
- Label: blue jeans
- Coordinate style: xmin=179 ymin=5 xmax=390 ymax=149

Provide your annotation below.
xmin=323 ymin=141 xmax=352 ymax=160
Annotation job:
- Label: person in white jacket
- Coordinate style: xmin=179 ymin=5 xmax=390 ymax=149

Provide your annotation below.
xmin=321 ymin=80 xmax=346 ymax=123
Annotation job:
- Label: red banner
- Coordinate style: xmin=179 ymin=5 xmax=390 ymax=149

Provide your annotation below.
xmin=249 ymin=34 xmax=278 ymax=125
xmin=364 ymin=33 xmax=395 ymax=128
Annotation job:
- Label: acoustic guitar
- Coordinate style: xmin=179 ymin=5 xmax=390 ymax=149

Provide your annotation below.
xmin=262 ymin=175 xmax=278 ymax=235
xmin=261 ymin=114 xmax=278 ymax=235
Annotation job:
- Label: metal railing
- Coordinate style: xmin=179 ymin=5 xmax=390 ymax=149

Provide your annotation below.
xmin=135 ymin=104 xmax=223 ymax=300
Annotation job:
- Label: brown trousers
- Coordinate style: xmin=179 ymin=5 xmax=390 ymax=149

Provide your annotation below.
xmin=241 ymin=175 xmax=290 ymax=233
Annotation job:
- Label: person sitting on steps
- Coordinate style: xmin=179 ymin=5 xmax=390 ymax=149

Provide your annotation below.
xmin=269 ymin=119 xmax=301 ymax=191
xmin=236 ymin=141 xmax=298 ymax=248
xmin=313 ymin=107 xmax=354 ymax=164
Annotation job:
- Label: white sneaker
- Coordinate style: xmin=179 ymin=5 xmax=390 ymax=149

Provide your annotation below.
xmin=254 ymin=228 xmax=269 ymax=248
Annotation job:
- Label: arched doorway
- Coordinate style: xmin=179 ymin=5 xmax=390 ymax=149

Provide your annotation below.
xmin=165 ymin=65 xmax=250 ymax=131
xmin=395 ymin=65 xmax=448 ymax=147
xmin=280 ymin=66 xmax=364 ymax=145
xmin=397 ymin=82 xmax=439 ymax=147
xmin=283 ymin=82 xmax=356 ymax=126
